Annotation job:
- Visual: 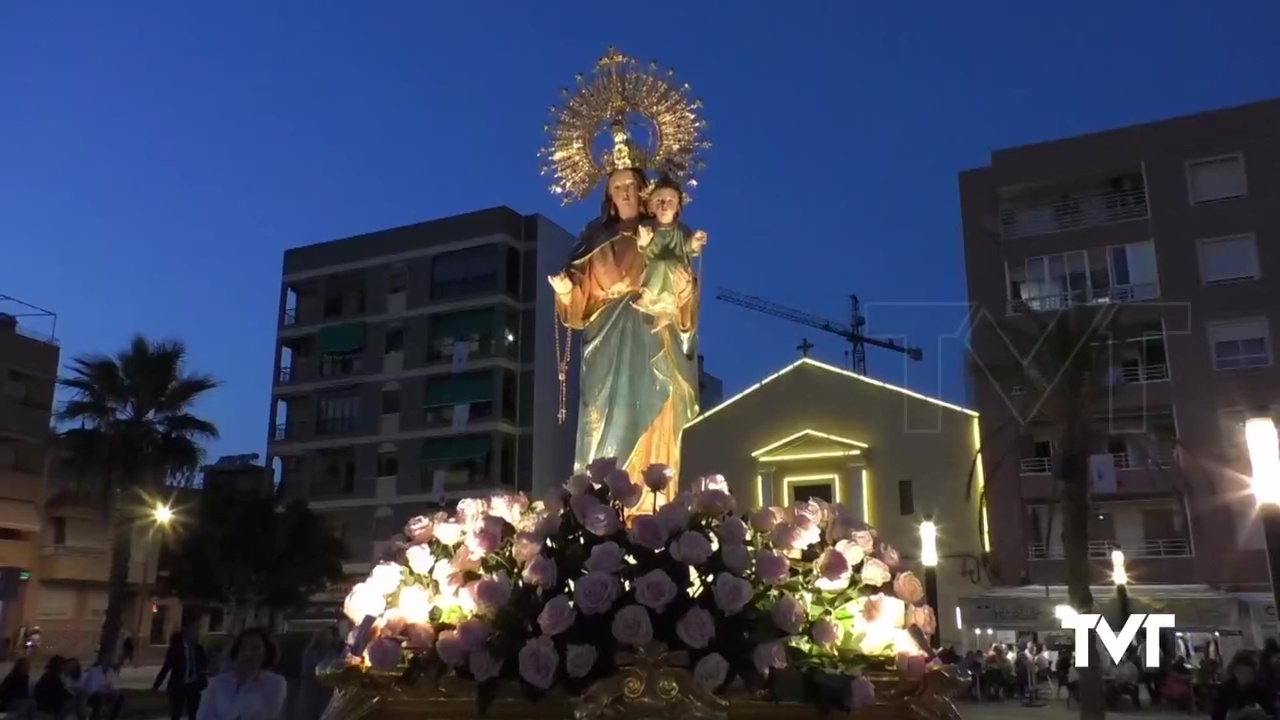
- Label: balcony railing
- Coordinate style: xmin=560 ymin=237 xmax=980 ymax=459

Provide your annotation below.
xmin=1007 ymin=283 xmax=1159 ymax=315
xmin=283 ymin=308 xmax=298 ymax=326
xmin=1020 ymin=457 xmax=1052 ymax=475
xmin=1027 ymin=537 xmax=1192 ymax=560
xmin=1117 ymin=363 xmax=1169 ymax=384
xmin=1000 ymin=188 xmax=1149 ymax=240
xmin=277 ymin=366 xmax=293 ymax=384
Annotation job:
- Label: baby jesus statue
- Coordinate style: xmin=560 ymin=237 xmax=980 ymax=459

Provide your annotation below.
xmin=633 ymin=174 xmax=707 ymax=332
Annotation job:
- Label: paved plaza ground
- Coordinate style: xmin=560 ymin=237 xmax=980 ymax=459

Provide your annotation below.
xmin=956 ymin=700 xmax=1202 ymax=719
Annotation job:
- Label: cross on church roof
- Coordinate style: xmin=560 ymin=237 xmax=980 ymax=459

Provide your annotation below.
xmin=797 ymin=338 xmax=814 ymax=358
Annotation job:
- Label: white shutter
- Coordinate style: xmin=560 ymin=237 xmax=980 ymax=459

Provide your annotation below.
xmin=1188 ymin=156 xmax=1247 ymax=203
xmin=1198 ymin=235 xmax=1258 ymax=284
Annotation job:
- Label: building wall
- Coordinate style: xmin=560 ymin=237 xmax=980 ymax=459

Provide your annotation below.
xmin=266 ymin=207 xmax=576 ymax=577
xmin=680 ymin=360 xmax=988 ymax=645
xmin=959 ymin=98 xmax=1280 ymax=590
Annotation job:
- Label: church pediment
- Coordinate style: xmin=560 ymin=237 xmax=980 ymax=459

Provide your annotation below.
xmin=751 ymin=429 xmax=867 ymax=461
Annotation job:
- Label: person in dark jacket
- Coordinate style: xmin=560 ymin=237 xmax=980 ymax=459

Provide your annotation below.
xmin=33 ymin=656 xmax=74 ymax=719
xmin=0 ymin=657 xmax=33 ymax=718
xmin=1212 ymin=651 xmax=1277 ymax=720
xmin=153 ymin=623 xmax=209 ymax=720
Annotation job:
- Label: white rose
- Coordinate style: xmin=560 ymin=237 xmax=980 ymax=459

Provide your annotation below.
xmin=344 ymin=582 xmax=387 ymax=622
xmin=366 ymin=563 xmax=404 ymax=596
xmin=405 ymin=545 xmax=436 ymax=576
xmin=693 ymin=653 xmax=729 ymax=691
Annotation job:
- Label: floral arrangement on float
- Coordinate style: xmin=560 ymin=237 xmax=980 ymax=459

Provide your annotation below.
xmin=328 ymin=459 xmax=962 ymax=719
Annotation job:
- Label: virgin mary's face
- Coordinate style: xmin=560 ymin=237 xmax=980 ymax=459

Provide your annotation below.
xmin=607 ymin=171 xmax=641 ymax=220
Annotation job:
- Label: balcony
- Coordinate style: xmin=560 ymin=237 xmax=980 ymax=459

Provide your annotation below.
xmin=1020 ymin=457 xmax=1052 ymax=475
xmin=0 ymin=397 xmax=52 ymax=441
xmin=283 ymin=308 xmax=298 ymax=327
xmin=1117 ymin=363 xmax=1169 ymax=385
xmin=278 ymin=366 xmax=293 ymax=384
xmin=1007 ymin=283 xmax=1159 ymax=315
xmin=0 ymin=538 xmax=33 ymax=568
xmin=1000 ymin=188 xmax=1149 ymax=240
xmin=1019 ymin=450 xmax=1174 ymax=477
xmin=41 ymin=545 xmax=147 ymax=583
xmin=273 ymin=421 xmax=307 ymax=442
xmin=1027 ymin=537 xmax=1191 ymax=560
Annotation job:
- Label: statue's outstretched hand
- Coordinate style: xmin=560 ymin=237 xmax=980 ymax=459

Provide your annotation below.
xmin=548 ymin=272 xmax=573 ymax=295
xmin=637 ymin=225 xmax=654 ymax=249
xmin=690 ymin=230 xmax=707 ymax=254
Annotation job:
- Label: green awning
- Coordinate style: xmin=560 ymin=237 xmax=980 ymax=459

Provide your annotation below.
xmin=424 ymin=374 xmax=494 ymax=407
xmin=317 ymin=323 xmax=366 ymax=354
xmin=420 ymin=435 xmax=492 ymax=464
xmin=429 ymin=309 xmax=494 ymax=341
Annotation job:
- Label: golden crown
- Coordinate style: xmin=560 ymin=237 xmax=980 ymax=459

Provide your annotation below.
xmin=539 ymin=48 xmax=709 ymax=206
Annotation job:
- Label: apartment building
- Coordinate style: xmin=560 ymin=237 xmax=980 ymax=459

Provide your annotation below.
xmin=958 ymin=99 xmax=1280 ymax=635
xmin=266 ymin=207 xmax=577 ymax=575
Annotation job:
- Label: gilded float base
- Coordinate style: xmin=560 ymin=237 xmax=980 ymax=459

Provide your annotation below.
xmin=318 ymin=664 xmax=969 ymax=720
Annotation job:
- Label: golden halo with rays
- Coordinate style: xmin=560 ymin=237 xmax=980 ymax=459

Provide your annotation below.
xmin=539 ymin=47 xmax=709 ymax=206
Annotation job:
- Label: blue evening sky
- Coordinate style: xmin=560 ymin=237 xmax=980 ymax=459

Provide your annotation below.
xmin=2 ymin=1 xmax=1277 ymax=460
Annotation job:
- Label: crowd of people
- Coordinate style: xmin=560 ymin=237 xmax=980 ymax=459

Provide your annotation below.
xmin=935 ymin=636 xmax=1280 ymax=719
xmin=0 ymin=623 xmax=337 ymax=720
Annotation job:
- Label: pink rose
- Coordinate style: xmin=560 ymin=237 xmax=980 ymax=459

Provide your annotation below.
xmin=405 ymin=623 xmax=435 ymax=648
xmin=721 ymin=544 xmax=752 ymax=575
xmin=811 ymin=618 xmax=840 ymax=646
xmin=850 ymin=676 xmax=876 ymax=709
xmin=584 ymin=505 xmax=621 ymax=538
xmin=611 ymin=604 xmax=654 ymax=647
xmin=566 ymin=473 xmax=592 ymax=496
xmin=789 ymin=499 xmax=824 ymax=529
xmin=771 ymin=595 xmax=806 ymax=634
xmin=365 ymin=638 xmax=402 ymax=671
xmin=695 ymin=475 xmax=729 ymax=493
xmin=585 ymin=541 xmax=625 ymax=573
xmin=825 ymin=508 xmax=856 ymax=543
xmin=814 ymin=548 xmax=852 ymax=592
xmin=851 ymin=529 xmax=876 ymax=552
xmin=565 ymin=644 xmax=597 ymax=678
xmin=522 ymin=555 xmax=557 ymax=589
xmin=835 ymin=539 xmax=865 ymax=566
xmin=474 ymin=573 xmax=513 ymax=612
xmin=404 ymin=515 xmax=435 ymax=543
xmin=643 ymin=464 xmax=675 ymax=493
xmin=571 ymin=493 xmax=602 ymax=523
xmin=432 ymin=521 xmax=465 ymax=547
xmin=455 ymin=498 xmax=489 ymax=525
xmin=695 ymin=489 xmax=735 ymax=517
xmin=752 ymin=641 xmax=787 ymax=676
xmin=861 ymin=558 xmax=892 ymax=586
xmin=518 ymin=636 xmax=560 ymax=690
xmin=488 ymin=492 xmax=529 ymax=525
xmin=909 ymin=605 xmax=937 ymax=636
xmin=769 ymin=522 xmax=806 ymax=552
xmin=878 ymin=543 xmax=901 ymax=569
xmin=454 ymin=618 xmax=490 ymax=652
xmin=712 ymin=572 xmax=753 ymax=614
xmin=573 ymin=571 xmax=619 ymax=615
xmin=588 ymin=457 xmax=618 ymax=482
xmin=671 ymin=531 xmax=713 ymax=565
xmin=693 ymin=653 xmax=729 ymax=691
xmin=893 ymin=572 xmax=925 ymax=604
xmin=676 ymin=607 xmax=716 ymax=649
xmin=656 ymin=500 xmax=691 ymax=536
xmin=754 ymin=549 xmax=790 ymax=586
xmin=634 ymin=569 xmax=677 ymax=610
xmin=469 ymin=649 xmax=502 ymax=682
xmin=536 ymin=510 xmax=562 ymax=537
xmin=863 ymin=593 xmax=907 ymax=628
xmin=628 ymin=515 xmax=668 ymax=551
xmin=465 ymin=528 xmax=502 ymax=556
xmin=537 ymin=594 xmax=577 ymax=636
xmin=717 ymin=516 xmax=748 ymax=546
xmin=605 ymin=469 xmax=642 ymax=507
xmin=450 ymin=546 xmax=481 ymax=572
xmin=750 ymin=507 xmax=782 ymax=533
xmin=405 ymin=545 xmax=435 ymax=576
xmin=435 ymin=629 xmax=466 ymax=666
xmin=513 ymin=532 xmax=544 ymax=566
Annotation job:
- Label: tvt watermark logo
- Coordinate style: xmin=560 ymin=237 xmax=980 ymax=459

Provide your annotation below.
xmin=1060 ymin=613 xmax=1176 ymax=668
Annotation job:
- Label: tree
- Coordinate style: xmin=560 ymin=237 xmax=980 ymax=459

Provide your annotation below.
xmin=971 ymin=304 xmax=1162 ymax=720
xmin=55 ymin=336 xmax=219 ymax=665
xmin=163 ymin=480 xmax=348 ymax=631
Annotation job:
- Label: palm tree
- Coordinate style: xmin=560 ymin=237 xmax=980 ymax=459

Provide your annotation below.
xmin=56 ymin=336 xmax=219 ymax=665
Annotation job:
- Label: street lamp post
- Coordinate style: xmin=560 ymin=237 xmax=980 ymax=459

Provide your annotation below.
xmin=1245 ymin=416 xmax=1280 ymax=611
xmin=920 ymin=516 xmax=940 ymax=650
xmin=133 ymin=502 xmax=174 ymax=644
xmin=1112 ymin=548 xmax=1130 ymax=627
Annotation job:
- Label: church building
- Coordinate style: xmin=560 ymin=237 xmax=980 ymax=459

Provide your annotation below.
xmin=680 ymin=357 xmax=991 ymax=645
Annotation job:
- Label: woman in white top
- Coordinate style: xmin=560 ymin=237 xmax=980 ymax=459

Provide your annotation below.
xmin=196 ymin=628 xmax=288 ymax=720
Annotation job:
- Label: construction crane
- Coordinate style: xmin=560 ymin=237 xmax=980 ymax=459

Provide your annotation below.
xmin=715 ymin=288 xmax=923 ymax=375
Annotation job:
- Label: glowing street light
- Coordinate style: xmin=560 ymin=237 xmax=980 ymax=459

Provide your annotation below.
xmin=1246 ymin=415 xmax=1280 ymax=610
xmin=1055 ymin=604 xmax=1077 ymax=621
xmin=919 ymin=516 xmax=940 ymax=649
xmin=1111 ymin=548 xmax=1127 ymax=586
xmin=153 ymin=503 xmax=174 ymax=525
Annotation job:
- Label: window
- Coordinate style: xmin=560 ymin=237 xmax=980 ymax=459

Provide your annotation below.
xmin=388 ymin=264 xmax=408 ymax=294
xmin=506 ymin=246 xmax=523 ymax=296
xmin=377 ymin=451 xmax=399 ymax=478
xmin=1208 ymin=318 xmax=1271 ymax=370
xmin=380 ymin=389 xmax=400 ymax=415
xmin=385 ymin=328 xmax=405 ymax=354
xmin=1187 ymin=155 xmax=1247 ymax=204
xmin=430 ymin=245 xmax=500 ymax=300
xmin=897 ymin=480 xmax=914 ymax=516
xmin=319 ymin=353 xmax=361 ymax=377
xmin=1105 ymin=241 xmax=1159 ymax=301
xmin=789 ymin=482 xmax=833 ymax=504
xmin=1007 ymin=251 xmax=1088 ymax=310
xmin=317 ymin=395 xmax=358 ymax=435
xmin=323 ymin=294 xmax=343 ymax=318
xmin=320 ymin=456 xmax=356 ymax=494
xmin=51 ymin=517 xmax=66 ymax=545
xmin=1199 ymin=235 xmax=1259 ymax=285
